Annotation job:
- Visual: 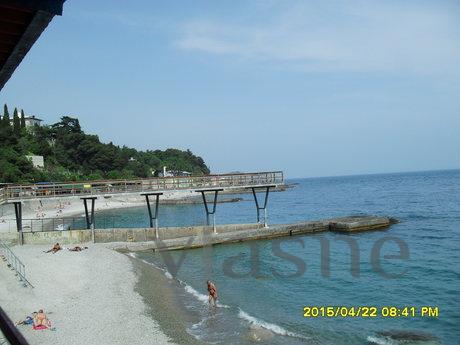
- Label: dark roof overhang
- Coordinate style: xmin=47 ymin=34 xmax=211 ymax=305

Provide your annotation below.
xmin=0 ymin=0 xmax=65 ymax=91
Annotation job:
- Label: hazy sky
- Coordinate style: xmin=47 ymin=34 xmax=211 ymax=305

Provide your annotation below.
xmin=1 ymin=0 xmax=459 ymax=178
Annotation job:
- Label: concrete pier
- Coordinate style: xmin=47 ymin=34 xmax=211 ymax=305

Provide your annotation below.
xmin=9 ymin=215 xmax=395 ymax=250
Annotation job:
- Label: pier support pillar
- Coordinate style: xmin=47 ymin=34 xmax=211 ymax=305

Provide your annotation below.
xmin=195 ymin=188 xmax=223 ymax=234
xmin=12 ymin=202 xmax=23 ymax=245
xmin=248 ymin=185 xmax=275 ymax=228
xmin=81 ymin=197 xmax=97 ymax=243
xmin=141 ymin=192 xmax=163 ymax=239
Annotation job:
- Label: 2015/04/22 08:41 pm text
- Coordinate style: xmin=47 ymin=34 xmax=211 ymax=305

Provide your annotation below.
xmin=303 ymin=306 xmax=439 ymax=318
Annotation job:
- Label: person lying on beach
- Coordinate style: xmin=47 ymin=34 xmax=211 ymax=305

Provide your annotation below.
xmin=33 ymin=310 xmax=51 ymax=329
xmin=68 ymin=246 xmax=88 ymax=252
xmin=207 ymin=280 xmax=218 ymax=306
xmin=44 ymin=243 xmax=61 ymax=254
xmin=16 ymin=312 xmax=37 ymax=326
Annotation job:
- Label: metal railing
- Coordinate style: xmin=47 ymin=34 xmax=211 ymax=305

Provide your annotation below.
xmin=0 ymin=189 xmax=6 ymax=206
xmin=14 ymin=214 xmax=196 ymax=232
xmin=0 ymin=240 xmax=32 ymax=288
xmin=3 ymin=171 xmax=283 ymax=201
xmin=7 ymin=217 xmax=87 ymax=233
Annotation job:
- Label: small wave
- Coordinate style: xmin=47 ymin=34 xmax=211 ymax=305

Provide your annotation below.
xmin=238 ymin=309 xmax=307 ymax=339
xmin=368 ymin=331 xmax=441 ymax=344
xmin=184 ymin=285 xmax=210 ymax=304
xmin=139 ymin=258 xmax=174 ymax=280
xmin=127 ymin=253 xmax=174 ymax=281
xmin=183 ymin=284 xmax=230 ymax=308
xmin=128 ymin=254 xmax=229 ymax=308
xmin=189 ymin=314 xmax=213 ymax=330
xmin=367 ymin=336 xmax=396 ymax=345
xmin=185 ymin=326 xmax=220 ymax=345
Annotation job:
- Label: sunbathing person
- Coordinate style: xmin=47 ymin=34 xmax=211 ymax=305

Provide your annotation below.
xmin=16 ymin=312 xmax=37 ymax=326
xmin=44 ymin=243 xmax=61 ymax=254
xmin=33 ymin=310 xmax=51 ymax=329
xmin=68 ymin=246 xmax=88 ymax=252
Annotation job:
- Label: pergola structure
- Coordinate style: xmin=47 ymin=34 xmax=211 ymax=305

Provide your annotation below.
xmin=0 ymin=0 xmax=65 ymax=91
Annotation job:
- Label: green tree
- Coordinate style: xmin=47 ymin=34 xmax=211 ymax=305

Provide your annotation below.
xmin=12 ymin=108 xmax=21 ymax=137
xmin=0 ymin=104 xmax=14 ymax=145
xmin=2 ymin=104 xmax=10 ymax=128
xmin=20 ymin=109 xmax=26 ymax=129
xmin=0 ymin=114 xmax=210 ymax=183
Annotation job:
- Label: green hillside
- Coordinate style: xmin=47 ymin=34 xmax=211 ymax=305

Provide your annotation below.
xmin=0 ymin=105 xmax=210 ymax=183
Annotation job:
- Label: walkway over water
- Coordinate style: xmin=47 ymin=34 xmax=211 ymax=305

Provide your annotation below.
xmin=0 ymin=171 xmax=284 ymax=204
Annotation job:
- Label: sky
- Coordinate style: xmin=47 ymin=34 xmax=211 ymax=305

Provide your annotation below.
xmin=1 ymin=0 xmax=459 ymax=178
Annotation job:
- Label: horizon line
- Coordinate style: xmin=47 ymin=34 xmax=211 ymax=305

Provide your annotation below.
xmin=284 ymin=167 xmax=460 ymax=180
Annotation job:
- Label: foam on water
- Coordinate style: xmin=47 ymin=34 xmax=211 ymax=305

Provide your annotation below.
xmin=184 ymin=284 xmax=209 ymax=303
xmin=141 ymin=258 xmax=174 ymax=280
xmin=128 ymin=253 xmax=300 ymax=341
xmin=129 ymin=253 xmax=174 ymax=281
xmin=366 ymin=334 xmax=441 ymax=345
xmin=183 ymin=284 xmax=230 ymax=308
xmin=238 ymin=309 xmax=307 ymax=340
xmin=367 ymin=336 xmax=397 ymax=345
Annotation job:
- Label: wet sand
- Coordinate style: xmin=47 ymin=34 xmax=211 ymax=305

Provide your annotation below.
xmin=129 ymin=254 xmax=202 ymax=345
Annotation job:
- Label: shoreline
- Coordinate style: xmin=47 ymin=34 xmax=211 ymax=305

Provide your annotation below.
xmin=129 ymin=254 xmax=202 ymax=345
xmin=0 ymin=186 xmax=297 ymax=344
xmin=126 ymin=250 xmax=309 ymax=344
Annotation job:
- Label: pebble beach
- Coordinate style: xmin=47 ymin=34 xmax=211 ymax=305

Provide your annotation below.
xmin=0 ymin=244 xmax=174 ymax=345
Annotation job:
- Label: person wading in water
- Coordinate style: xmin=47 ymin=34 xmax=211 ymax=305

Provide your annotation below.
xmin=207 ymin=280 xmax=218 ymax=307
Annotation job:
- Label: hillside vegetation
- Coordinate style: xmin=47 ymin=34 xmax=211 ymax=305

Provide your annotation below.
xmin=0 ymin=105 xmax=210 ymax=183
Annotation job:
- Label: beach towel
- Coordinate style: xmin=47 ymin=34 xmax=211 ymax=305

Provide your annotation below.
xmin=33 ymin=321 xmax=52 ymax=331
xmin=33 ymin=325 xmax=48 ymax=330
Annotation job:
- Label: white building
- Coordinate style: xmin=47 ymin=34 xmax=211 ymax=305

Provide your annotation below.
xmin=158 ymin=166 xmax=191 ymax=177
xmin=10 ymin=114 xmax=43 ymax=128
xmin=25 ymin=155 xmax=44 ymax=168
xmin=24 ymin=115 xmax=43 ymax=127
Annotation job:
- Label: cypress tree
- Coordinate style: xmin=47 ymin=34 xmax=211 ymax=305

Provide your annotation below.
xmin=13 ymin=107 xmax=21 ymax=136
xmin=20 ymin=109 xmax=26 ymax=129
xmin=2 ymin=104 xmax=10 ymax=127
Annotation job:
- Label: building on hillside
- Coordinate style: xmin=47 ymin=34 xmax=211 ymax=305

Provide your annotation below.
xmin=10 ymin=114 xmax=43 ymax=128
xmin=25 ymin=155 xmax=44 ymax=169
xmin=158 ymin=166 xmax=191 ymax=177
xmin=24 ymin=115 xmax=43 ymax=127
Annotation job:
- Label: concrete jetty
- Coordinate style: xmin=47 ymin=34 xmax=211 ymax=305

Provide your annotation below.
xmin=9 ymin=215 xmax=395 ymax=250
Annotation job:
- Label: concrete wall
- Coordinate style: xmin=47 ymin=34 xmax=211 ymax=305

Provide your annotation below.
xmin=20 ymin=223 xmax=264 ymax=245
xmin=23 ymin=229 xmax=92 ymax=245
xmin=5 ymin=215 xmax=393 ymax=250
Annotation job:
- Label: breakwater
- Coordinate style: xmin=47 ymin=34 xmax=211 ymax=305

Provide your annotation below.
xmin=11 ymin=215 xmax=393 ymax=250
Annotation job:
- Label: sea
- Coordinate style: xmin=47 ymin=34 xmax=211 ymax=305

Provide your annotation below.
xmin=97 ymin=169 xmax=460 ymax=345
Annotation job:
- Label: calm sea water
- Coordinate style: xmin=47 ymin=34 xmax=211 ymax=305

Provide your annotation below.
xmin=101 ymin=170 xmax=460 ymax=344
